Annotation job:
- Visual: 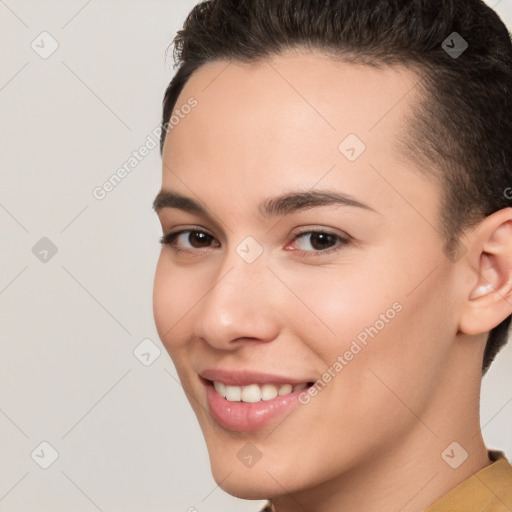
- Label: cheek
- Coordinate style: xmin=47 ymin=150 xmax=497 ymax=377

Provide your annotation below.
xmin=315 ymin=265 xmax=455 ymax=432
xmin=279 ymin=248 xmax=453 ymax=393
xmin=273 ymin=258 xmax=404 ymax=357
xmin=152 ymin=256 xmax=195 ymax=353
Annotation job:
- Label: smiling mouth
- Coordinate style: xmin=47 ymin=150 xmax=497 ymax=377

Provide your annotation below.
xmin=206 ymin=379 xmax=315 ymax=403
xmin=200 ymin=376 xmax=316 ymax=431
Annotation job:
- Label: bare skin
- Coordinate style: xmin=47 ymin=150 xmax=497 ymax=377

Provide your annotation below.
xmin=153 ymin=48 xmax=512 ymax=512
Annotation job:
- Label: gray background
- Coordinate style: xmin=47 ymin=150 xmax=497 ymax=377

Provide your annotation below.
xmin=0 ymin=1 xmax=511 ymax=511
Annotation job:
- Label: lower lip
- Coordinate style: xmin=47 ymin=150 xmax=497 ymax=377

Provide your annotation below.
xmin=204 ymin=381 xmax=307 ymax=432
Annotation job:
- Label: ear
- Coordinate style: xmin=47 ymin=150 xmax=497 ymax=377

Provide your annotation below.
xmin=458 ymin=208 xmax=512 ymax=336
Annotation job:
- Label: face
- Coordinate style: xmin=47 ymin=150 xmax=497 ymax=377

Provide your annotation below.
xmin=153 ymin=50 xmax=462 ymax=499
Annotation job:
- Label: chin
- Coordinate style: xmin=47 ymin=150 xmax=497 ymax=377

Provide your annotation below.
xmin=207 ymin=444 xmax=311 ymax=500
xmin=216 ymin=482 xmax=271 ymax=500
xmin=209 ymin=463 xmax=281 ymax=500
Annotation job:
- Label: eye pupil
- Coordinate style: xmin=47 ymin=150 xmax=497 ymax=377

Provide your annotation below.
xmin=190 ymin=231 xmax=211 ymax=248
xmin=310 ymin=232 xmax=335 ymax=250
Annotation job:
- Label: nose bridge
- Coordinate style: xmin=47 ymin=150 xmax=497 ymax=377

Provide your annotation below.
xmin=210 ymin=233 xmax=269 ymax=303
xmin=194 ymin=243 xmax=278 ymax=347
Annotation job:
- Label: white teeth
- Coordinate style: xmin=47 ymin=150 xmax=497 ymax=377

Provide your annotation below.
xmin=213 ymin=381 xmax=226 ymax=398
xmin=241 ymin=384 xmax=261 ymax=403
xmin=225 ymin=385 xmax=241 ymax=401
xmin=261 ymin=384 xmax=278 ymax=401
xmin=278 ymin=384 xmax=292 ymax=396
xmin=213 ymin=381 xmax=307 ymax=402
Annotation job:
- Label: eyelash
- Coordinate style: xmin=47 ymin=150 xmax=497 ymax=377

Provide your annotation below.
xmin=159 ymin=228 xmax=351 ymax=257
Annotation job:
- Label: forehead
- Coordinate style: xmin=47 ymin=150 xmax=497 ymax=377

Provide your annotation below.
xmin=166 ymin=49 xmax=420 ymax=142
xmin=163 ymin=49 xmax=422 ymax=164
xmin=161 ymin=49 xmax=436 ymax=224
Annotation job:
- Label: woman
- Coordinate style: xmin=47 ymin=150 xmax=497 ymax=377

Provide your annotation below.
xmin=152 ymin=1 xmax=512 ymax=510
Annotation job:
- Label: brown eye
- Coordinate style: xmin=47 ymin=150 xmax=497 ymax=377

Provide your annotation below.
xmin=160 ymin=230 xmax=220 ymax=250
xmin=290 ymin=229 xmax=351 ymax=256
xmin=187 ymin=231 xmax=214 ymax=248
xmin=306 ymin=232 xmax=337 ymax=250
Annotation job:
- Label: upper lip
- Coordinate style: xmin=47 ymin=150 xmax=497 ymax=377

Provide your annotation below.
xmin=200 ymin=368 xmax=313 ymax=387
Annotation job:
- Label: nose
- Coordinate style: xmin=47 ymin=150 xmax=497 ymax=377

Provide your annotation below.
xmin=193 ymin=251 xmax=280 ymax=350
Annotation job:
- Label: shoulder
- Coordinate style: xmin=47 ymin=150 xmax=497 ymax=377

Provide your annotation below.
xmin=427 ymin=450 xmax=512 ymax=512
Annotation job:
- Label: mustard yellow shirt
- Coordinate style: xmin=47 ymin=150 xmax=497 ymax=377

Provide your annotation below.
xmin=259 ymin=450 xmax=512 ymax=512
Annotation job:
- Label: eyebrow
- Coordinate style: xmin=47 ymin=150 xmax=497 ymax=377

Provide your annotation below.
xmin=152 ymin=188 xmax=377 ymax=219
